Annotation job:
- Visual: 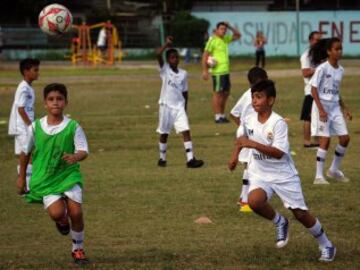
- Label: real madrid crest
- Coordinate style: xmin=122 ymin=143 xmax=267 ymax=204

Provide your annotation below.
xmin=267 ymin=132 xmax=274 ymax=142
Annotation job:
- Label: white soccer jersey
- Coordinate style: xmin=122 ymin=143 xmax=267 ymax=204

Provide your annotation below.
xmin=230 ymin=88 xmax=253 ymax=119
xmin=239 ymin=111 xmax=298 ymax=182
xmin=300 ymin=48 xmax=314 ymax=96
xmin=310 ymin=61 xmax=344 ymax=103
xmin=158 ymin=64 xmax=188 ymax=109
xmin=8 ymin=80 xmax=35 ymax=135
xmin=23 ymin=116 xmax=89 ymax=155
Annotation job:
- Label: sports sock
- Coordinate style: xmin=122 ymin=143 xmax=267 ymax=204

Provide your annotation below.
xmin=184 ymin=141 xmax=194 ymax=161
xmin=240 ymin=169 xmax=249 ymax=203
xmin=307 ymin=219 xmax=332 ymax=249
xmin=220 ymin=114 xmax=226 ymax=118
xmin=316 ymin=148 xmax=327 ymax=179
xmin=159 ymin=143 xmax=167 ymax=161
xmin=71 ymin=230 xmax=84 ymax=251
xmin=26 ymin=164 xmax=32 ymax=191
xmin=215 ymin=114 xmax=222 ymax=121
xmin=329 ymin=144 xmax=347 ymax=172
xmin=272 ymin=212 xmax=285 ymax=225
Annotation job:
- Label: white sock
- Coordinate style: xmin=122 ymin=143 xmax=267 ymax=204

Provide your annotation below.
xmin=159 ymin=143 xmax=167 ymax=161
xmin=184 ymin=141 xmax=194 ymax=161
xmin=316 ymin=148 xmax=327 ymax=179
xmin=308 ymin=219 xmax=332 ymax=249
xmin=329 ymin=144 xmax=347 ymax=172
xmin=221 ymin=114 xmax=226 ymax=118
xmin=26 ymin=164 xmax=32 ymax=191
xmin=215 ymin=114 xmax=222 ymax=120
xmin=240 ymin=169 xmax=249 ymax=203
xmin=272 ymin=212 xmax=285 ymax=225
xmin=71 ymin=230 xmax=84 ymax=251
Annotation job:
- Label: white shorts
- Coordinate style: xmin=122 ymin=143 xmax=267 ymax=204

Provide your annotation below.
xmin=156 ymin=104 xmax=190 ymax=134
xmin=249 ymin=176 xmax=308 ymax=210
xmin=43 ymin=184 xmax=82 ymax=209
xmin=238 ymin=148 xmax=251 ymax=163
xmin=14 ymin=133 xmax=28 ymax=155
xmin=311 ymin=100 xmax=348 ymax=137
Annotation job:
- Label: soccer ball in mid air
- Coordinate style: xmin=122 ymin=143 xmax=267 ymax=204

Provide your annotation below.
xmin=38 ymin=4 xmax=73 ymax=36
xmin=207 ymin=56 xmax=217 ymax=68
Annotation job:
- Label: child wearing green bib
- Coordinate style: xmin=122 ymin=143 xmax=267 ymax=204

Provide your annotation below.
xmin=17 ymin=83 xmax=89 ymax=265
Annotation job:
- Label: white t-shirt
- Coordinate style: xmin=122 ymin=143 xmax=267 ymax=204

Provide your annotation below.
xmin=310 ymin=61 xmax=344 ymax=103
xmin=300 ymin=48 xmax=314 ymax=96
xmin=97 ymin=28 xmax=106 ymax=47
xmin=158 ymin=64 xmax=188 ymax=109
xmin=238 ymin=111 xmax=298 ymax=182
xmin=230 ymin=88 xmax=253 ymax=119
xmin=8 ymin=80 xmax=35 ymax=135
xmin=23 ymin=116 xmax=89 ymax=155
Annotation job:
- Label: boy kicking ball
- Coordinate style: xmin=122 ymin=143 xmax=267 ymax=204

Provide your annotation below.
xmin=228 ymin=80 xmax=336 ymax=262
xmin=17 ymin=83 xmax=89 ymax=265
xmin=155 ymin=36 xmax=203 ymax=168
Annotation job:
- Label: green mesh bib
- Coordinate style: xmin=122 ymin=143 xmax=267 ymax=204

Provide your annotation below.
xmin=26 ymin=119 xmax=83 ymax=203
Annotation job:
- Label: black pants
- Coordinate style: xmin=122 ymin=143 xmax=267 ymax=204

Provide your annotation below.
xmin=255 ymin=50 xmax=265 ymax=67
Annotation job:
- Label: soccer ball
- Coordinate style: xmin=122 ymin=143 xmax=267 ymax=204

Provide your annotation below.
xmin=38 ymin=4 xmax=73 ymax=36
xmin=207 ymin=56 xmax=217 ymax=68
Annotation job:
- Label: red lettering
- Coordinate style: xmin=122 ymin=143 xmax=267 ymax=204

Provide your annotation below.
xmin=350 ymin=21 xmax=360 ymax=43
xmin=319 ymin=21 xmax=329 ymax=36
xmin=331 ymin=22 xmax=343 ymax=40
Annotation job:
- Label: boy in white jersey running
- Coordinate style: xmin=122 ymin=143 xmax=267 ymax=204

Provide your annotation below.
xmin=17 ymin=83 xmax=90 ymax=265
xmin=8 ymin=58 xmax=40 ymax=192
xmin=230 ymin=67 xmax=268 ymax=212
xmin=310 ymin=37 xmax=352 ymax=184
xmin=156 ymin=36 xmax=203 ymax=168
xmin=228 ymin=79 xmax=336 ymax=262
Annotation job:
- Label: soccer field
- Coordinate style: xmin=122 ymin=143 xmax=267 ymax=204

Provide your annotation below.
xmin=0 ymin=59 xmax=359 ymax=269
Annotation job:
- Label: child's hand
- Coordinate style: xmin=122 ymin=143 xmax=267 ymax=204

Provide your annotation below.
xmin=166 ymin=36 xmax=173 ymax=45
xmin=16 ymin=176 xmax=27 ymax=195
xmin=319 ymin=109 xmax=328 ymax=122
xmin=62 ymin=153 xmax=78 ymax=164
xmin=228 ymin=158 xmax=238 ymax=171
xmin=343 ymin=108 xmax=352 ymax=121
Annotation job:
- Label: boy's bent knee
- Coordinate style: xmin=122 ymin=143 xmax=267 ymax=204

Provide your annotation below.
xmin=248 ymin=189 xmax=267 ymax=210
xmin=339 ymin=135 xmax=350 ymax=147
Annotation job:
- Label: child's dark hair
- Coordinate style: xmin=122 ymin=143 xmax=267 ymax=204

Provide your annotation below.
xmin=43 ymin=83 xmax=68 ymax=100
xmin=251 ymin=79 xmax=276 ymax=98
xmin=247 ymin=67 xmax=268 ymax=85
xmin=216 ymin=21 xmax=227 ymax=29
xmin=19 ymin=58 xmax=40 ymax=75
xmin=308 ymin=31 xmax=320 ymax=41
xmin=309 ymin=37 xmax=342 ymax=66
xmin=165 ymin=48 xmax=178 ymax=60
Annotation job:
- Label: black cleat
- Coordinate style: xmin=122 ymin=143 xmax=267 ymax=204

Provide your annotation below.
xmin=215 ymin=117 xmax=230 ymax=124
xmin=158 ymin=159 xmax=167 ymax=167
xmin=186 ymin=158 xmax=204 ymax=168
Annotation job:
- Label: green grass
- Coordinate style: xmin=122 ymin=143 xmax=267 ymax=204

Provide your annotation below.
xmin=0 ymin=59 xmax=360 ymax=269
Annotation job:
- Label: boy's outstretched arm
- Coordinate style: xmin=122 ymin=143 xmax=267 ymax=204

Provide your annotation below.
xmin=156 ymin=36 xmax=173 ymax=68
xmin=236 ymin=136 xmax=284 ymax=159
xmin=17 ymin=152 xmax=30 ymax=195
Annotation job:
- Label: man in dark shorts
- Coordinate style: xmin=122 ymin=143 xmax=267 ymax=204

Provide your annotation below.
xmin=300 ymin=31 xmax=321 ymax=147
xmin=202 ymin=22 xmax=241 ymax=123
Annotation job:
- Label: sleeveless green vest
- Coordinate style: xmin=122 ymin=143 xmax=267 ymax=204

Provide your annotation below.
xmin=26 ymin=119 xmax=83 ymax=203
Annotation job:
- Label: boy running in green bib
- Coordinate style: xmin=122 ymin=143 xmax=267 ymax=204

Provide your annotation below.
xmin=17 ymin=83 xmax=89 ymax=265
